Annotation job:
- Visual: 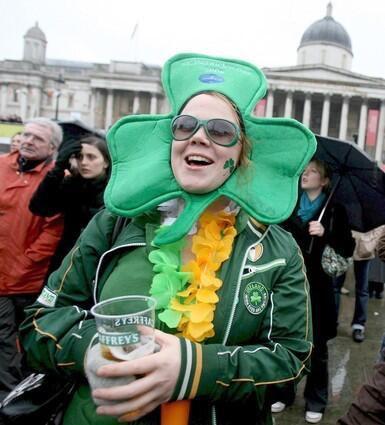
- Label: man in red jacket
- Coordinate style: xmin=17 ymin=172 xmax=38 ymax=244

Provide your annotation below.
xmin=0 ymin=117 xmax=64 ymax=399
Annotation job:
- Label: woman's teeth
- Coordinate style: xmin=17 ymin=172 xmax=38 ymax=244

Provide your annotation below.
xmin=186 ymin=155 xmax=213 ymax=166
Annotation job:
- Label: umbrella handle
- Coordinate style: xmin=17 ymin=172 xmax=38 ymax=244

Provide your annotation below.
xmin=307 ymin=237 xmax=314 ymax=254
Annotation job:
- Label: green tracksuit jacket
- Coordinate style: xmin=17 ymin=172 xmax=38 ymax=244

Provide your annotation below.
xmin=19 ymin=208 xmax=312 ymax=425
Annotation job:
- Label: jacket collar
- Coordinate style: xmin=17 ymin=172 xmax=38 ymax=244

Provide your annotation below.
xmin=12 ymin=153 xmax=53 ymax=172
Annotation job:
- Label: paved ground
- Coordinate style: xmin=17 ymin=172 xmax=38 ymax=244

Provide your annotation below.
xmin=273 ymin=266 xmax=384 ymax=425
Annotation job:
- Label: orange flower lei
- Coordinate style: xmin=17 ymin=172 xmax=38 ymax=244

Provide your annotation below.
xmin=149 ymin=210 xmax=237 ymax=342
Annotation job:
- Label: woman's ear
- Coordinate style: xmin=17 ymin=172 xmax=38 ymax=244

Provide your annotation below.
xmin=321 ymin=177 xmax=330 ymax=189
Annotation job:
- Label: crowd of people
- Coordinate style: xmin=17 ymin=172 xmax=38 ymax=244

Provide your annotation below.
xmin=0 ymin=52 xmax=384 ymax=425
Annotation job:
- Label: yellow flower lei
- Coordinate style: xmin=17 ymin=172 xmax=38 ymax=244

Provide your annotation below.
xmin=149 ymin=210 xmax=237 ymax=342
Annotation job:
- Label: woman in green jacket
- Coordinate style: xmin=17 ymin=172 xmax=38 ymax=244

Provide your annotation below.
xmin=20 ymin=53 xmax=316 ymax=425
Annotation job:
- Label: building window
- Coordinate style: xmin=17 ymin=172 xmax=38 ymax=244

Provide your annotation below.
xmin=321 ymin=49 xmax=326 ymax=64
xmin=68 ymin=93 xmax=74 ymax=108
xmin=13 ymin=89 xmax=19 ymax=102
xmin=45 ymin=89 xmax=53 ymax=106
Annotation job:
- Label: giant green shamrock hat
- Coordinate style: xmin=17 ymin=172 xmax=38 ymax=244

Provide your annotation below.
xmin=104 ymin=53 xmax=316 ymax=245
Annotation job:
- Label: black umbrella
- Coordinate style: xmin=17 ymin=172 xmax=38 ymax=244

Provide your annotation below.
xmin=314 ymin=135 xmax=385 ymax=232
xmin=58 ymin=119 xmax=105 ymax=143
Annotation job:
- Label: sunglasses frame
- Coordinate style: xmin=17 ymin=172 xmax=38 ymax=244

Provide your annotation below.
xmin=171 ymin=114 xmax=240 ymax=147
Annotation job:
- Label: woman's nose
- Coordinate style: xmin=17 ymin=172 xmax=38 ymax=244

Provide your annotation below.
xmin=190 ymin=126 xmax=210 ymax=145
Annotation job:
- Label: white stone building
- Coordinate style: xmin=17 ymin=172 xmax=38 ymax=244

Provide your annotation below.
xmin=260 ymin=3 xmax=385 ymax=162
xmin=1 ymin=5 xmax=385 ymax=161
xmin=0 ymin=22 xmax=166 ymax=132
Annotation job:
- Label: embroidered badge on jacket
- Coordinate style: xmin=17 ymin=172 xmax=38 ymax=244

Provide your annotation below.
xmin=248 ymin=243 xmax=263 ymax=262
xmin=243 ymin=282 xmax=268 ymax=315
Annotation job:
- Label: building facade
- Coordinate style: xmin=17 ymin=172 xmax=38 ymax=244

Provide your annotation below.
xmin=0 ymin=22 xmax=167 ymax=132
xmin=259 ymin=3 xmax=385 ymax=162
xmin=1 ymin=6 xmax=385 ymax=162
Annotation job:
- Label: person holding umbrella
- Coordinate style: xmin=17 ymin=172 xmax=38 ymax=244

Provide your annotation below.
xmin=29 ymin=134 xmax=110 ymax=277
xmin=313 ymin=135 xmax=385 ymax=345
xmin=271 ymin=158 xmax=355 ymax=423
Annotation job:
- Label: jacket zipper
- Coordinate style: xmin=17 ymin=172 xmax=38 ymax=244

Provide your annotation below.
xmin=211 ymin=228 xmax=266 ymax=424
xmin=211 ymin=247 xmax=250 ymax=425
xmin=222 ymin=246 xmax=250 ymax=345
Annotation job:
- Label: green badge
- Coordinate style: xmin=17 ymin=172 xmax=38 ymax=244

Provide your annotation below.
xmin=243 ymin=282 xmax=269 ymax=315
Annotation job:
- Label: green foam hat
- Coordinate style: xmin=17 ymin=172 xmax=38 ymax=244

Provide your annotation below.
xmin=104 ymin=53 xmax=316 ymax=245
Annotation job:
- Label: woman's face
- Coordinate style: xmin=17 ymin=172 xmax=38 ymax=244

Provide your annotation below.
xmin=76 ymin=143 xmax=108 ymax=179
xmin=10 ymin=134 xmax=21 ymax=152
xmin=171 ymin=94 xmax=242 ymax=194
xmin=301 ymin=161 xmax=328 ymax=191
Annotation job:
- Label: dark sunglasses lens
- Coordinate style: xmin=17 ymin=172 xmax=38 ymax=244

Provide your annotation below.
xmin=172 ymin=116 xmax=198 ymax=140
xmin=207 ymin=119 xmax=237 ymax=145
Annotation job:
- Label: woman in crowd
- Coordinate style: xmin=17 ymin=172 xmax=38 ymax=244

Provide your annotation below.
xmin=272 ymin=158 xmax=355 ymax=424
xmin=9 ymin=131 xmax=22 ymax=152
xmin=29 ymin=134 xmax=110 ymax=274
xmin=20 ymin=53 xmax=316 ymax=425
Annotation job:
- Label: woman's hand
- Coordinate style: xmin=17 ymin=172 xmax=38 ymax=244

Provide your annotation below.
xmin=92 ymin=330 xmax=181 ymax=422
xmin=308 ymin=220 xmax=325 ymax=237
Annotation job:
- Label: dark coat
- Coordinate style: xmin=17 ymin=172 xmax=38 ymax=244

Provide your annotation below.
xmin=29 ymin=169 xmax=108 ymax=274
xmin=337 ymin=361 xmax=385 ymax=425
xmin=281 ymin=198 xmax=355 ymax=342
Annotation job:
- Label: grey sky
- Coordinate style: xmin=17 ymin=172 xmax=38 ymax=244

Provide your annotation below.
xmin=0 ymin=0 xmax=384 ymax=78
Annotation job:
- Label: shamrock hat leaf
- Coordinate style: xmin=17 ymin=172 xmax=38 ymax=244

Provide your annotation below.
xmin=104 ymin=53 xmax=316 ymax=245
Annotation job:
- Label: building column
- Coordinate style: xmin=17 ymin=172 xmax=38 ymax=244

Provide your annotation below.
xmin=104 ymin=89 xmax=114 ymax=130
xmin=89 ymin=89 xmax=96 ymax=127
xmin=95 ymin=90 xmax=103 ymax=128
xmin=358 ymin=98 xmax=368 ymax=149
xmin=265 ymin=88 xmax=274 ymax=118
xmin=320 ymin=94 xmax=331 ymax=136
xmin=375 ymin=99 xmax=385 ymax=162
xmin=284 ymin=90 xmax=293 ymax=118
xmin=17 ymin=88 xmax=28 ymax=122
xmin=303 ymin=92 xmax=312 ymax=127
xmin=150 ymin=94 xmax=158 ymax=114
xmin=339 ymin=96 xmax=350 ymax=140
xmin=133 ymin=92 xmax=140 ymax=114
xmin=0 ymin=84 xmax=8 ymax=114
xmin=30 ymin=87 xmax=41 ymax=118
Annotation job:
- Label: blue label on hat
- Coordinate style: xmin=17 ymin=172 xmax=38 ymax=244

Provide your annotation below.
xmin=199 ymin=74 xmax=224 ymax=84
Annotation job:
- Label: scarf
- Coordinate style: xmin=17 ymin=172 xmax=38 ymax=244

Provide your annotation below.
xmin=297 ymin=192 xmax=326 ymax=223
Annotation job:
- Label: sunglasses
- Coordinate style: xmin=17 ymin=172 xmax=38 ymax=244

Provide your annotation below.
xmin=171 ymin=114 xmax=240 ymax=147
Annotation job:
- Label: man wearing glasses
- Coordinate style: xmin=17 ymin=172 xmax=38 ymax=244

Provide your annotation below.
xmin=0 ymin=117 xmax=64 ymax=400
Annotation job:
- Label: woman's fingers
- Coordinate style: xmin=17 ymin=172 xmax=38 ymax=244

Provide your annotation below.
xmin=97 ymin=351 xmax=157 ymax=377
xmin=93 ymin=372 xmax=164 ymax=402
xmin=308 ymin=221 xmax=325 ymax=236
xmin=95 ymin=381 xmax=164 ymax=419
xmin=93 ymin=330 xmax=181 ymax=420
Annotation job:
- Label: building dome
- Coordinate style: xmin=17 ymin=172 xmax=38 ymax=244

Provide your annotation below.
xmin=299 ymin=3 xmax=352 ymax=53
xmin=24 ymin=22 xmax=47 ymax=43
xmin=297 ymin=3 xmax=353 ymax=70
xmin=23 ymin=22 xmax=47 ymax=64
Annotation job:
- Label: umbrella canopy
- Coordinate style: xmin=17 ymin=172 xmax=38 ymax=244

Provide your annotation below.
xmin=58 ymin=119 xmax=105 ymax=143
xmin=314 ymin=135 xmax=385 ymax=232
